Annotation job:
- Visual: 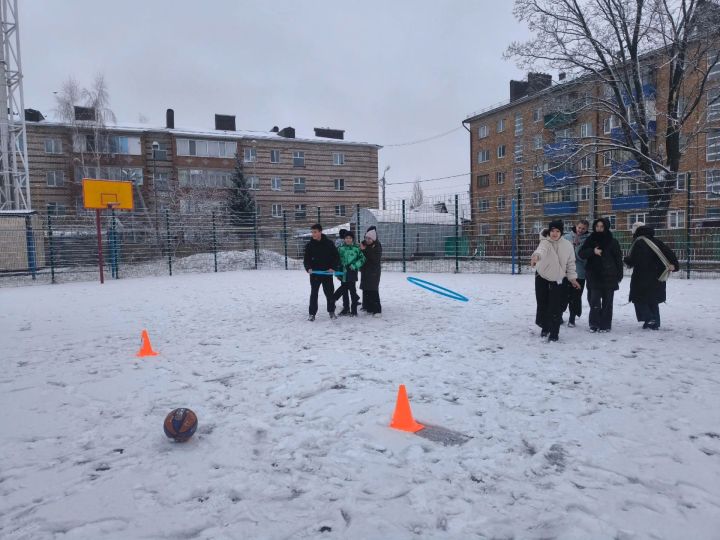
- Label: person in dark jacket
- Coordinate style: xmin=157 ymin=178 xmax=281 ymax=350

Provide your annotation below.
xmin=334 ymin=229 xmax=351 ymax=314
xmin=360 ymin=226 xmax=382 ymax=317
xmin=563 ymin=219 xmax=590 ymax=327
xmin=333 ymin=230 xmax=365 ymax=316
xmin=578 ymin=217 xmax=623 ymax=332
xmin=303 ymin=224 xmax=340 ymax=321
xmin=624 ymin=222 xmax=679 ymax=330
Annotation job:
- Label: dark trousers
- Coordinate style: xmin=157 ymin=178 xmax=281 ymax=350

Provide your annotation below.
xmin=588 ymin=287 xmax=614 ymax=330
xmin=635 ymin=302 xmax=661 ymax=327
xmin=364 ymin=290 xmax=382 ymax=314
xmin=567 ymin=278 xmax=586 ymax=322
xmin=535 ymin=275 xmax=568 ymax=339
xmin=309 ymin=274 xmax=335 ymax=315
xmin=333 ymin=282 xmax=359 ymax=314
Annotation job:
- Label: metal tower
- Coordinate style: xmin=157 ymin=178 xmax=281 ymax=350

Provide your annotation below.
xmin=0 ymin=0 xmax=29 ymax=212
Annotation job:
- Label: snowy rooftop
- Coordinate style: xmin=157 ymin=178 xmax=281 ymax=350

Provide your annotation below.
xmin=359 ymin=208 xmax=463 ymax=225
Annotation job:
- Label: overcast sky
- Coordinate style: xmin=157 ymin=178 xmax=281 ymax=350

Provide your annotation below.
xmin=21 ymin=0 xmax=533 ymax=203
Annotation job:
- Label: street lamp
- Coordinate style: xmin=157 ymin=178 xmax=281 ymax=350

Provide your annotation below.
xmin=380 ymin=165 xmax=390 ymax=210
xmin=152 ymin=140 xmax=160 ymax=244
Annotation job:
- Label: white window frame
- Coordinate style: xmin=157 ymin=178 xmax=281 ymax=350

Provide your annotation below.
xmin=332 ymin=152 xmax=345 ymax=165
xmin=293 ymin=151 xmax=305 ymax=167
xmin=334 ymin=178 xmax=345 ymax=191
xmin=271 ymin=177 xmax=282 ymax=191
xmin=579 ymin=155 xmax=593 ymax=171
xmin=708 ymin=130 xmax=720 ymax=161
xmin=533 ymin=135 xmax=543 ymax=150
xmin=478 ymin=125 xmax=489 ymax=138
xmin=603 ymin=183 xmax=612 ymax=199
xmin=248 ymin=175 xmax=260 ymax=190
xmin=627 ymin=213 xmax=648 ymax=230
xmin=335 ymin=204 xmax=346 ymax=217
xmin=580 ymin=122 xmax=593 ymax=138
xmin=295 ymin=204 xmax=306 ymax=218
xmin=532 ymin=107 xmax=542 ymax=123
xmin=708 ymin=49 xmax=720 ymax=79
xmin=667 ymin=210 xmax=685 ymax=229
xmin=514 ymin=141 xmax=523 ymax=163
xmin=44 ymin=138 xmax=63 ymax=154
xmin=514 ymin=113 xmax=524 ymax=136
xmin=294 ymin=177 xmax=306 ymax=193
xmin=270 ymin=149 xmax=280 ymax=163
xmin=244 ymin=147 xmax=257 ymax=163
xmin=271 ymin=204 xmax=282 ymax=218
xmin=708 ymin=87 xmax=720 ymax=122
xmin=477 ymin=149 xmax=490 ymax=163
xmin=676 ymin=173 xmax=687 ymax=191
xmin=532 ymin=192 xmax=541 ymax=206
xmin=477 ymin=174 xmax=490 ymax=188
xmin=478 ymin=223 xmax=491 ymax=235
xmin=496 ymin=171 xmax=505 ymax=185
xmin=497 ymin=118 xmax=506 ymax=133
xmin=46 ymin=170 xmax=64 ymax=187
xmin=497 ymin=144 xmax=506 ymax=159
xmin=478 ymin=199 xmax=489 ymax=212
xmin=606 ymin=215 xmax=617 ymax=230
xmin=497 ymin=195 xmax=506 ymax=210
xmin=603 ymin=152 xmax=612 ymax=167
xmin=46 ymin=202 xmax=66 ymax=216
xmin=579 ymin=186 xmax=590 ymax=201
xmin=706 ymin=169 xmax=720 ymax=199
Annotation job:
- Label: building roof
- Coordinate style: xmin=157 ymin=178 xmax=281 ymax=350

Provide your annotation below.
xmin=27 ymin=120 xmax=382 ymax=149
xmin=359 ymin=208 xmax=460 ymax=225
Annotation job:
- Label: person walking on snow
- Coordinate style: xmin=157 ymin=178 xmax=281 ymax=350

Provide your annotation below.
xmin=531 ymin=220 xmax=581 ymax=342
xmin=578 ymin=217 xmax=623 ymax=332
xmin=333 ymin=230 xmax=365 ymax=316
xmin=563 ymin=219 xmax=590 ymax=327
xmin=303 ymin=223 xmax=340 ymax=321
xmin=334 ymin=229 xmax=351 ymax=314
xmin=623 ymin=222 xmax=679 ymax=330
xmin=360 ymin=226 xmax=382 ymax=317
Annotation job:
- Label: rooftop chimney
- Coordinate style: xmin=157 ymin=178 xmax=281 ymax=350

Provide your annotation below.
xmin=166 ymin=108 xmax=175 ymax=129
xmin=559 ymin=72 xmax=567 ymax=81
xmin=313 ymin=127 xmax=344 ymax=140
xmin=24 ymin=109 xmax=44 ymax=122
xmin=74 ymin=106 xmax=96 ymax=121
xmin=270 ymin=126 xmax=279 ymax=133
xmin=510 ymin=80 xmax=529 ymax=102
xmin=528 ymin=72 xmax=552 ymax=94
xmin=215 ymin=114 xmax=236 ymax=131
xmin=278 ymin=126 xmax=295 ymax=138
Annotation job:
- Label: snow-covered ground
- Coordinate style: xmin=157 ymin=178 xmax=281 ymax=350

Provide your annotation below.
xmin=2 ymin=271 xmax=720 ymax=539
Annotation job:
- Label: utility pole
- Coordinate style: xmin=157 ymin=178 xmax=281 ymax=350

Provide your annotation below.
xmin=380 ymin=165 xmax=390 ymax=210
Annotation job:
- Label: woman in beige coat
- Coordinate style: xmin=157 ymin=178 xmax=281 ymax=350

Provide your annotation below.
xmin=530 ymin=220 xmax=580 ymax=342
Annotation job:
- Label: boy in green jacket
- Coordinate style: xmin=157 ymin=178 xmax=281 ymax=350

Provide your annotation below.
xmin=333 ymin=230 xmax=365 ymax=316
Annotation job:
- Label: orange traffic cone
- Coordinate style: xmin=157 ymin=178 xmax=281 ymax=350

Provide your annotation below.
xmin=390 ymin=384 xmax=424 ymax=433
xmin=136 ymin=329 xmax=159 ymax=357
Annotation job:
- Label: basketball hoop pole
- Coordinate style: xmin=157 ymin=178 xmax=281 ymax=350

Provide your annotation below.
xmin=96 ymin=208 xmax=105 ymax=284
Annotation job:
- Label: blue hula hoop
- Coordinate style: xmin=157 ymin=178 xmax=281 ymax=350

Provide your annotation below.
xmin=311 ymin=270 xmax=345 ymax=276
xmin=406 ymin=276 xmax=469 ymax=302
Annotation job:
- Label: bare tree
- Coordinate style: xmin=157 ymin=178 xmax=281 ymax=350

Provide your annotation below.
xmin=507 ymin=0 xmax=720 ymax=227
xmin=410 ymin=179 xmax=424 ymax=210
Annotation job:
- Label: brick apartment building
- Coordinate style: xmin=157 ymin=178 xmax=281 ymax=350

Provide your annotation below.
xmin=463 ymin=52 xmax=720 ymax=239
xmin=24 ymin=108 xmax=380 ymax=226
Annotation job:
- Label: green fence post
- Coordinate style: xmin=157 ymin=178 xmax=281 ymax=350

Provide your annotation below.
xmin=165 ymin=209 xmax=172 ymax=276
xmin=212 ymin=211 xmax=218 ymax=273
xmin=253 ymin=209 xmax=259 ymax=270
xmin=47 ymin=213 xmax=56 ymax=284
xmin=454 ymin=194 xmax=459 ymax=273
xmin=402 ymin=199 xmax=406 ymax=273
xmin=686 ymin=172 xmax=691 ymax=279
xmin=283 ymin=210 xmax=288 ymax=270
xmin=517 ymin=186 xmax=523 ymax=275
xmin=316 ymin=206 xmax=321 ymax=225
xmin=356 ymin=204 xmax=361 ymax=237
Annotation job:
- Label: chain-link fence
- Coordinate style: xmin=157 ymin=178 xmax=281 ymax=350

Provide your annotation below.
xmin=2 ymin=191 xmax=720 ymax=287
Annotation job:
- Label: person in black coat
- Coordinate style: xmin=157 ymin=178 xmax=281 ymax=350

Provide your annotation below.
xmin=623 ymin=222 xmax=679 ymax=330
xmin=360 ymin=226 xmax=382 ymax=316
xmin=303 ymin=223 xmax=340 ymax=321
xmin=578 ymin=217 xmax=623 ymax=332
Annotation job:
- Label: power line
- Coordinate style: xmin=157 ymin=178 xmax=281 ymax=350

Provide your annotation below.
xmin=382 ymin=126 xmax=464 ymax=147
xmin=386 ymin=172 xmax=470 ymax=186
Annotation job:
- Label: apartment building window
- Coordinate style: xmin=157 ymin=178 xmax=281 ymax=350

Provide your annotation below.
xmin=514 ymin=113 xmax=523 ymax=136
xmin=478 ymin=199 xmax=489 ymax=212
xmin=707 ymin=170 xmax=720 ymax=199
xmin=295 ymin=204 xmax=307 ymax=219
xmin=270 ymin=149 xmax=280 ymax=163
xmin=497 ymin=144 xmax=506 ymax=158
xmin=497 ymin=222 xmax=510 ymax=235
xmin=556 ymin=128 xmax=574 ymax=141
xmin=333 ymin=152 xmax=345 ymax=165
xmin=248 ymin=175 xmax=260 ymax=190
xmin=334 ymin=178 xmax=345 ymax=191
xmin=46 ymin=202 xmax=66 ymax=216
xmin=271 ymin=177 xmax=282 ymax=191
xmin=668 ymin=210 xmax=685 ymax=229
xmin=579 ymin=186 xmax=590 ymax=201
xmin=580 ymin=122 xmax=593 ymax=138
xmin=533 ymin=163 xmax=548 ymax=178
xmin=514 ymin=141 xmax=523 ymax=163
xmin=606 ymin=215 xmax=617 ymax=229
xmin=603 ymin=116 xmax=620 ymax=134
xmin=497 ymin=118 xmax=506 ymax=133
xmin=708 ymin=130 xmax=720 ymax=161
xmin=514 ymin=168 xmax=523 ymax=186
xmin=628 ymin=213 xmax=647 ymax=230
xmin=579 ymin=155 xmax=593 ymax=171
xmin=177 ymin=139 xmax=237 ymax=158
xmin=44 ymin=138 xmax=63 ymax=154
xmin=603 ymin=152 xmax=613 ymax=167
xmin=708 ymin=87 xmax=720 ymax=122
xmin=708 ymin=50 xmax=720 ymax=79
xmin=532 ymin=192 xmax=541 ymax=206
xmin=533 ymin=134 xmax=543 ymax=150
xmin=46 ymin=170 xmax=64 ymax=187
xmin=676 ymin=173 xmax=687 ymax=191
xmin=335 ymin=205 xmax=346 ymax=217
xmin=496 ymin=171 xmax=505 ymax=185
xmin=293 ymin=151 xmax=305 ymax=167
xmin=244 ymin=147 xmax=257 ymax=163
xmin=497 ymin=195 xmax=506 ymax=210
xmin=294 ymin=177 xmax=306 ymax=193
xmin=532 ymin=107 xmax=542 ymax=122
xmin=603 ymin=183 xmax=612 ymax=198
xmin=477 ymin=174 xmax=490 ymax=188
xmin=478 ymin=223 xmax=491 ymax=235
xmin=477 ymin=149 xmax=490 ymax=163
xmin=478 ymin=125 xmax=489 ymax=138
xmin=154 ymin=172 xmax=170 ymax=191
xmin=271 ymin=204 xmax=283 ymax=218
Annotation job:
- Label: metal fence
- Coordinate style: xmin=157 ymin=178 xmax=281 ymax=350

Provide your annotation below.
xmin=2 ymin=192 xmax=720 ymax=287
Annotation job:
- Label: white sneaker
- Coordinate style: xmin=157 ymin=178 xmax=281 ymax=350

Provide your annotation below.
xmin=372 ymin=313 xmax=382 ymax=318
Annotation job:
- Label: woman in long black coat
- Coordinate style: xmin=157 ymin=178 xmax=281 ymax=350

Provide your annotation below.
xmin=578 ymin=217 xmax=623 ymax=332
xmin=623 ymin=223 xmax=679 ymax=329
xmin=360 ymin=226 xmax=382 ymax=316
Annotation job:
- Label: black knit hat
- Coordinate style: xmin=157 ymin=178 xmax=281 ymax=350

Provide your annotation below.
xmin=548 ymin=219 xmax=564 ymax=234
xmin=338 ymin=228 xmax=349 ymax=238
xmin=344 ymin=230 xmax=354 ymax=239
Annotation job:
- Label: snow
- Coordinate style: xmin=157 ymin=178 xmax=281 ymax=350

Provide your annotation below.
xmin=2 ymin=271 xmax=720 ymax=539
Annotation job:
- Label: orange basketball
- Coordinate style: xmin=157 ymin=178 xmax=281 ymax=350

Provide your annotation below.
xmin=163 ymin=408 xmax=198 ymax=442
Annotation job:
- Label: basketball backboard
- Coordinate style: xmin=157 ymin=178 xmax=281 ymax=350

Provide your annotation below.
xmin=82 ymin=179 xmax=134 ymax=210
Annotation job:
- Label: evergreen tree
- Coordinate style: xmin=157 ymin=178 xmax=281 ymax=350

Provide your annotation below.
xmin=228 ymin=151 xmax=256 ymax=227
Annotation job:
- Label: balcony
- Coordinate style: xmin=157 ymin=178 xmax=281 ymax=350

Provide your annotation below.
xmin=543 ymin=170 xmax=577 ymax=189
xmin=621 ymin=84 xmax=657 ymax=105
xmin=544 ymin=141 xmax=579 ymax=162
xmin=611 ymin=194 xmax=649 ymax=210
xmin=610 ymin=120 xmax=656 ymax=142
xmin=544 ymin=201 xmax=578 ymax=215
xmin=544 ymin=112 xmax=576 ymax=130
xmin=611 ymin=158 xmax=640 ymax=175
